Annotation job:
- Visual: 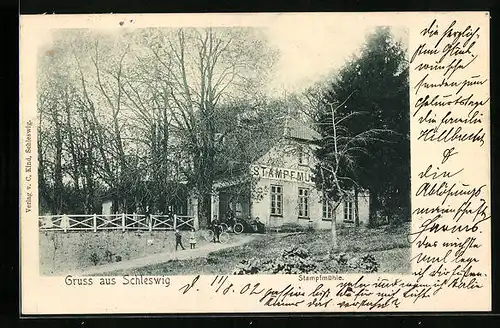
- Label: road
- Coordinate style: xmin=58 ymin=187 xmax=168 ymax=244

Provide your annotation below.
xmin=79 ymin=234 xmax=258 ymax=276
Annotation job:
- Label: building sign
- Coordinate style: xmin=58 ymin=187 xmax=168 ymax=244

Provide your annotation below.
xmin=251 ymin=165 xmax=315 ymax=185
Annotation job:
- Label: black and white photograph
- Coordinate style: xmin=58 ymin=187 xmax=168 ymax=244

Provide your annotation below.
xmin=35 ymin=21 xmax=410 ymax=277
xmin=19 ymin=12 xmax=492 ymax=314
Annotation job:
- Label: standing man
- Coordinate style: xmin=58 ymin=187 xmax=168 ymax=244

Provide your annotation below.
xmin=212 ymin=215 xmax=221 ymax=243
xmin=226 ymin=209 xmax=235 ymax=231
xmin=175 ymin=229 xmax=185 ymax=251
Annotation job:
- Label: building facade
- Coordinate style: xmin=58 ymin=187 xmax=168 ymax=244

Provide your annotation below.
xmin=195 ymin=119 xmax=370 ymax=230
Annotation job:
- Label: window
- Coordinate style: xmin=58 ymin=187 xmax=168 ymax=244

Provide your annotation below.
xmin=322 ymin=198 xmax=333 ymax=221
xmin=235 ymin=202 xmax=243 ymax=218
xmin=344 ymin=201 xmax=354 ymax=222
xmin=298 ymin=188 xmax=309 ymax=218
xmin=270 ymin=185 xmax=283 ymax=216
xmin=298 ymin=147 xmax=309 ymax=166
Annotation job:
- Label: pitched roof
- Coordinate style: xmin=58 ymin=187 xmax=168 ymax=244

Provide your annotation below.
xmin=284 ymin=118 xmax=321 ymax=142
xmin=213 ymin=115 xmax=320 ymax=182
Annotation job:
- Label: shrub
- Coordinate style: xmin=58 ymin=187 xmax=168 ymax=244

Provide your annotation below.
xmin=104 ymin=250 xmax=114 ymax=263
xmin=357 ymin=254 xmax=379 ymax=273
xmin=331 ymin=253 xmax=349 ymax=266
xmin=330 ymin=253 xmax=379 ymax=273
xmin=233 ymin=245 xmax=381 ymax=275
xmin=233 ymin=246 xmax=318 ymax=275
xmin=89 ymin=252 xmax=100 ymax=266
xmin=304 ymin=220 xmax=316 ymax=233
xmin=233 ymin=258 xmax=261 ymax=275
xmin=281 ymin=246 xmax=309 ymax=259
xmin=279 ymin=223 xmax=304 ymax=233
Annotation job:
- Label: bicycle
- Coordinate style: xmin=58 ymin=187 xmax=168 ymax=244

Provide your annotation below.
xmin=202 ymin=226 xmax=229 ymax=244
xmin=220 ymin=220 xmax=244 ymax=235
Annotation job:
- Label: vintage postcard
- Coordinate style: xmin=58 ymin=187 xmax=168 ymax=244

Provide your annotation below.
xmin=20 ymin=12 xmax=490 ymax=314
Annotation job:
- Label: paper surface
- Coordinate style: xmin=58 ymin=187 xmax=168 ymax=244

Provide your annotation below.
xmin=20 ymin=12 xmax=491 ymax=314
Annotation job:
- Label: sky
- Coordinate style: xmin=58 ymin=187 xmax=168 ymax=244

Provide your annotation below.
xmin=264 ymin=24 xmax=408 ymax=95
xmin=34 ymin=21 xmax=408 ymax=99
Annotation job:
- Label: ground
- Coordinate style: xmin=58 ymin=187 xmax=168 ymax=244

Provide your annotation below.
xmin=40 ymin=223 xmax=410 ymax=276
xmin=39 ymin=230 xmax=212 ymax=275
xmin=78 ymin=234 xmax=256 ymax=276
xmin=103 ymin=222 xmax=411 ymax=276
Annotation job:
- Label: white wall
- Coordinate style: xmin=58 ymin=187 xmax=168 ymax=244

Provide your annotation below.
xmin=102 ymin=200 xmax=112 ymax=216
xmin=358 ymin=192 xmax=370 ymax=225
xmin=251 ymin=142 xmax=370 ymax=229
xmin=252 ymin=177 xmax=323 ymax=227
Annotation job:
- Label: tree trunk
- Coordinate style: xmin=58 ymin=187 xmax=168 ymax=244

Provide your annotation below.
xmin=65 ymin=101 xmax=81 ymax=195
xmin=53 ymin=112 xmax=64 ymax=215
xmin=354 ymin=187 xmax=360 ymax=227
xmin=197 ymin=193 xmax=211 ymax=228
xmin=38 ymin=117 xmax=53 ymax=214
xmin=330 ymin=202 xmax=338 ymax=252
xmin=368 ymin=191 xmax=379 ymax=227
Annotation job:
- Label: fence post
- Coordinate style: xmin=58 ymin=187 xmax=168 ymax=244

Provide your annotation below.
xmin=122 ymin=213 xmax=126 ymax=232
xmin=149 ymin=215 xmax=152 ymax=232
xmin=93 ymin=214 xmax=97 ymax=232
xmin=173 ymin=214 xmax=177 ymax=230
xmin=63 ymin=215 xmax=67 ymax=233
xmin=194 ymin=215 xmax=199 ymax=230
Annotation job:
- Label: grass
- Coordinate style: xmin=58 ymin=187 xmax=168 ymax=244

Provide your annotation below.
xmin=106 ymin=222 xmax=411 ymax=276
xmin=39 ymin=229 xmax=210 ymax=275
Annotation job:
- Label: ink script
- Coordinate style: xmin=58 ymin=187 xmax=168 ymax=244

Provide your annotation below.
xmin=410 ymin=17 xmax=490 ymax=303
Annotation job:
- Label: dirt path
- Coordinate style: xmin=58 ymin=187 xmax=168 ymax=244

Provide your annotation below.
xmin=79 ymin=234 xmax=257 ymax=276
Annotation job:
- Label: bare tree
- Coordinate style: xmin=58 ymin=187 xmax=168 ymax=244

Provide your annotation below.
xmin=142 ymin=27 xmax=277 ymax=226
xmin=37 ymin=55 xmax=77 ymax=214
xmin=310 ymin=88 xmax=394 ymax=252
xmin=37 ymin=28 xmax=277 ymax=220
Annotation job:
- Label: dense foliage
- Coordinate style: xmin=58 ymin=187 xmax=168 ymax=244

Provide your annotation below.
xmin=314 ymin=27 xmax=410 ymax=226
xmin=232 ymin=245 xmax=379 ymax=274
xmin=37 ymin=28 xmax=279 ymax=224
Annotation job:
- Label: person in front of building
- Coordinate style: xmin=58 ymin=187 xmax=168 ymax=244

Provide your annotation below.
xmin=212 ymin=215 xmax=221 ymax=243
xmin=254 ymin=216 xmax=265 ymax=233
xmin=175 ymin=229 xmax=185 ymax=251
xmin=226 ymin=208 xmax=235 ymax=231
xmin=189 ymin=228 xmax=197 ymax=249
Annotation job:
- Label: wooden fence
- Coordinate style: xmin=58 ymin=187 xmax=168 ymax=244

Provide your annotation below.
xmin=38 ymin=214 xmax=196 ymax=232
